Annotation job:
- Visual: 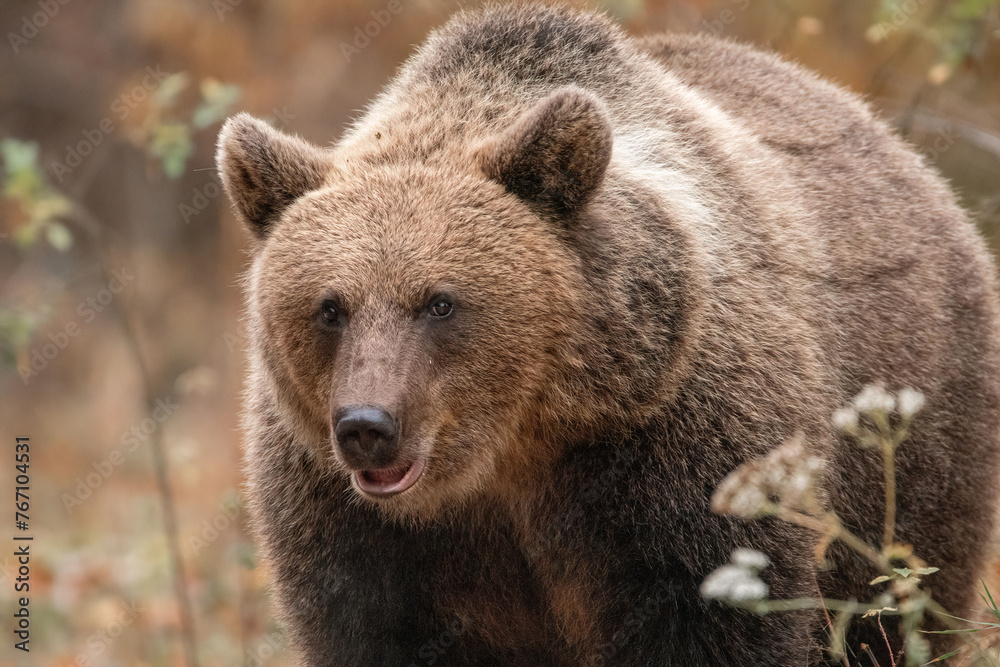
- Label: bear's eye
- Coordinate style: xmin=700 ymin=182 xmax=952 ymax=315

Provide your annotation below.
xmin=428 ymin=297 xmax=454 ymax=319
xmin=319 ymin=299 xmax=344 ymax=327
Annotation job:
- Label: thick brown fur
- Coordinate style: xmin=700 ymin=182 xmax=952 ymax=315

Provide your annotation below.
xmin=217 ymin=5 xmax=1000 ymax=665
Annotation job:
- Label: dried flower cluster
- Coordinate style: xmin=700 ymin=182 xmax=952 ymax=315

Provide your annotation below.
xmin=702 ymin=383 xmax=947 ymax=667
xmin=711 ymin=433 xmax=824 ymax=518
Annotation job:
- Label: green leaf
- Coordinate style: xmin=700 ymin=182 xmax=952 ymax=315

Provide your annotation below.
xmin=952 ymin=0 xmax=1000 ymax=20
xmin=1 ymin=138 xmax=43 ymax=202
xmin=892 ymin=567 xmax=913 ymax=578
xmin=192 ymin=79 xmax=241 ymax=129
xmin=913 ymin=567 xmax=939 ymax=576
xmin=152 ymin=72 xmax=190 ymax=108
xmin=162 ymin=150 xmax=188 ymax=179
xmin=0 ymin=307 xmax=38 ymax=367
xmin=870 ymin=575 xmax=892 ymax=585
xmin=148 ymin=122 xmax=194 ymax=180
xmin=1 ymin=138 xmax=39 ymax=173
xmin=926 ymin=649 xmax=961 ymax=662
xmin=923 ymin=627 xmax=982 ymax=634
xmin=1 ymin=138 xmax=73 ymax=248
xmin=981 ymin=581 xmax=1000 ymax=620
xmin=862 ymin=606 xmax=897 ymax=618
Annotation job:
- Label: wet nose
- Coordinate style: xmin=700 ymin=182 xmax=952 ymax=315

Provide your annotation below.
xmin=334 ymin=405 xmax=399 ymax=468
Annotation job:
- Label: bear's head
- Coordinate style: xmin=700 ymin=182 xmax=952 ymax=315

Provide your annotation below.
xmin=218 ymin=88 xmax=697 ymax=519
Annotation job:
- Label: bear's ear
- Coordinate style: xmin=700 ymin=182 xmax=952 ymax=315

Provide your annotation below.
xmin=478 ymin=87 xmax=613 ymax=216
xmin=216 ymin=113 xmax=332 ymax=239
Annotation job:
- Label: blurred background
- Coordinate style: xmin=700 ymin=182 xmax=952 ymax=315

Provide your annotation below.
xmin=0 ymin=0 xmax=998 ymax=665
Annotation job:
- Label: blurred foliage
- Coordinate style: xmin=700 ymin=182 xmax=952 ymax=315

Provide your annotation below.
xmin=0 ymin=306 xmax=39 ymax=368
xmin=1 ymin=138 xmax=73 ymax=251
xmin=141 ymin=73 xmax=241 ymax=179
xmin=868 ymin=0 xmax=1000 ymax=82
xmin=193 ymin=80 xmax=243 ymax=130
xmin=0 ymin=138 xmax=69 ymax=371
xmin=0 ymin=1 xmax=997 ymax=666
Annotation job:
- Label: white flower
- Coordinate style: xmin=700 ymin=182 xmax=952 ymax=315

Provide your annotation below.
xmin=831 ymin=407 xmax=859 ymax=432
xmin=731 ymin=548 xmax=770 ymax=571
xmin=712 ymin=474 xmax=769 ymax=517
xmin=897 ymin=388 xmax=926 ymax=418
xmin=700 ymin=564 xmax=769 ymax=602
xmin=729 ymin=577 xmax=769 ymax=601
xmin=852 ymin=384 xmax=895 ymax=415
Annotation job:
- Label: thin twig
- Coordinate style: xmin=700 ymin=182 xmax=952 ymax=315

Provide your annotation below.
xmin=777 ymin=508 xmax=889 ymax=571
xmin=69 ymin=202 xmax=200 ymax=667
xmin=812 ymin=570 xmax=851 ymax=667
xmin=878 ymin=610 xmax=898 ymax=667
xmin=881 ymin=433 xmax=897 ymax=552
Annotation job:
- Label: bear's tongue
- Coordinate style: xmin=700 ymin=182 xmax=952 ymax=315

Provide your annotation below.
xmin=362 ymin=464 xmax=410 ymax=486
xmin=354 ymin=458 xmax=426 ymax=496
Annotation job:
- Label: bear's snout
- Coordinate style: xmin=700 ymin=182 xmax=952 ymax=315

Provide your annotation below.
xmin=333 ymin=404 xmax=426 ymax=497
xmin=334 ymin=405 xmax=399 ymax=467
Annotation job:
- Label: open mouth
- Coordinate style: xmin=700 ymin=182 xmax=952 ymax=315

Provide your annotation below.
xmin=353 ymin=457 xmax=426 ymax=496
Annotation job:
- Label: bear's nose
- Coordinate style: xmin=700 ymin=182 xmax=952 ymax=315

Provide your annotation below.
xmin=334 ymin=405 xmax=399 ymax=468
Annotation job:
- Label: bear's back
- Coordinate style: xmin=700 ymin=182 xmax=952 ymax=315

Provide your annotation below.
xmin=643 ymin=32 xmax=1000 ymax=619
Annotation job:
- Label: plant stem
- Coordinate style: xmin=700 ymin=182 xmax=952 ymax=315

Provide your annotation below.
xmin=777 ymin=508 xmax=889 ymax=570
xmin=744 ymin=597 xmax=898 ymax=615
xmin=882 ymin=433 xmax=897 ymax=553
xmin=839 ymin=523 xmax=891 ymax=572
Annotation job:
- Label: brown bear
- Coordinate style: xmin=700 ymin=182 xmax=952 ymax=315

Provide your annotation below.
xmin=217 ymin=5 xmax=1000 ymax=665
